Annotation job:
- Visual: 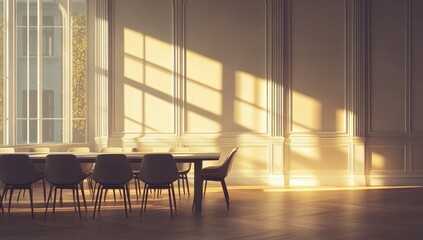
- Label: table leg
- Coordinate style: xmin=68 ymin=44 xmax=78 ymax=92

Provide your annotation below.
xmin=193 ymin=161 xmax=203 ymax=213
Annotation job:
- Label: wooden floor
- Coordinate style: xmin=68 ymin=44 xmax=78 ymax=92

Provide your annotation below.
xmin=1 ymin=184 xmax=423 ymax=240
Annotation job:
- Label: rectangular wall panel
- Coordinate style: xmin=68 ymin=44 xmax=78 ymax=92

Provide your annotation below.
xmin=185 ymin=0 xmax=267 ymax=135
xmin=369 ymin=0 xmax=406 ymax=133
xmin=112 ymin=0 xmax=175 ymax=134
xmin=288 ymin=145 xmax=349 ymax=173
xmin=369 ymin=145 xmax=406 ymax=173
xmin=290 ymin=0 xmax=346 ymax=134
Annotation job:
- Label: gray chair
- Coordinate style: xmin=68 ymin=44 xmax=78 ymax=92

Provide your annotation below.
xmin=169 ymin=147 xmax=191 ymax=198
xmin=131 ymin=147 xmax=153 ymax=200
xmin=138 ymin=153 xmax=179 ymax=217
xmin=68 ymin=147 xmax=94 ymax=195
xmin=44 ymin=154 xmax=89 ymax=218
xmin=94 ymin=147 xmax=124 ymax=201
xmin=29 ymin=147 xmax=50 ymax=202
xmin=92 ymin=154 xmax=133 ymax=218
xmin=201 ymin=147 xmax=238 ymax=210
xmin=0 ymin=154 xmax=43 ymax=218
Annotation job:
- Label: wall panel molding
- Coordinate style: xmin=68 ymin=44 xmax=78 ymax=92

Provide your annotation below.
xmin=287 ymin=0 xmax=349 ymax=136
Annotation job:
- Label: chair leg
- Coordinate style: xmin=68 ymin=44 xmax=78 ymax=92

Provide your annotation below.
xmin=75 ymin=186 xmax=82 ymax=218
xmin=221 ymin=180 xmax=230 ymax=210
xmin=122 ymin=187 xmax=128 ymax=218
xmin=185 ymin=175 xmax=190 ymax=196
xmin=72 ymin=189 xmax=76 ymax=211
xmin=8 ymin=188 xmax=14 ymax=213
xmin=1 ymin=186 xmax=7 ymax=214
xmin=53 ymin=187 xmax=58 ymax=213
xmin=98 ymin=187 xmax=105 ymax=213
xmin=140 ymin=184 xmax=149 ymax=217
xmin=134 ymin=177 xmax=139 ymax=201
xmin=177 ymin=178 xmax=181 ymax=199
xmin=44 ymin=186 xmax=54 ymax=218
xmin=92 ymin=182 xmax=97 ymax=201
xmin=80 ymin=183 xmax=88 ymax=212
xmin=168 ymin=188 xmax=173 ymax=217
xmin=125 ymin=183 xmax=132 ymax=212
xmin=17 ymin=189 xmax=22 ymax=202
xmin=42 ymin=179 xmax=46 ymax=202
xmin=171 ymin=183 xmax=177 ymax=212
xmin=29 ymin=187 xmax=35 ymax=219
xmin=203 ymin=180 xmax=208 ymax=197
xmin=93 ymin=185 xmax=102 ymax=218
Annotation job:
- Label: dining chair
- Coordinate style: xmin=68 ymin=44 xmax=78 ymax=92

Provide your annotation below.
xmin=200 ymin=147 xmax=238 ymax=210
xmin=0 ymin=154 xmax=44 ymax=218
xmin=68 ymin=147 xmax=94 ymax=195
xmin=96 ymin=147 xmax=124 ymax=200
xmin=169 ymin=147 xmax=191 ymax=198
xmin=92 ymin=154 xmax=133 ymax=218
xmin=44 ymin=154 xmax=89 ymax=218
xmin=28 ymin=147 xmax=50 ymax=202
xmin=138 ymin=153 xmax=179 ymax=217
xmin=130 ymin=147 xmax=153 ymax=201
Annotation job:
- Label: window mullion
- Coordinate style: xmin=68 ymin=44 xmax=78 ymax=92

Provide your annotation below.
xmin=64 ymin=0 xmax=70 ymax=143
xmin=37 ymin=0 xmax=42 ymax=144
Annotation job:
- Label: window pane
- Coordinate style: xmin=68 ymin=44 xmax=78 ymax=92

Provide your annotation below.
xmin=43 ymin=119 xmax=62 ymax=143
xmin=29 ymin=119 xmax=37 ymax=143
xmin=43 ymin=0 xmax=63 ymax=27
xmin=16 ymin=119 xmax=27 ymax=144
xmin=43 ymin=27 xmax=63 ymax=118
xmin=17 ymin=0 xmax=37 ymax=27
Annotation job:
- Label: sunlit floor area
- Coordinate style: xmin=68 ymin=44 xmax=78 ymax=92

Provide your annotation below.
xmin=2 ymin=184 xmax=423 ymax=240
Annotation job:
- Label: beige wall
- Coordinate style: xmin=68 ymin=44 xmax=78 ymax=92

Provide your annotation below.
xmin=97 ymin=0 xmax=423 ymax=186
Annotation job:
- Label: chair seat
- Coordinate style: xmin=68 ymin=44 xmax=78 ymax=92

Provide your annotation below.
xmin=202 ymin=166 xmax=220 ymax=173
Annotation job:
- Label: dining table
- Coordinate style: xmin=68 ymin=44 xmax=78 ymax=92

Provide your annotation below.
xmin=27 ymin=151 xmax=221 ymax=213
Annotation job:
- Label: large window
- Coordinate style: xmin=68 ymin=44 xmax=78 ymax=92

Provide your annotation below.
xmin=3 ymin=0 xmax=88 ymax=145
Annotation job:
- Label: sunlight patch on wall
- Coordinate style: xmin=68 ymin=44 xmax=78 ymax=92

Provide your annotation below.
xmin=145 ymin=36 xmax=173 ymax=71
xmin=145 ymin=66 xmax=173 ymax=94
xmin=124 ymin=84 xmax=142 ymax=130
xmin=336 ymin=108 xmax=346 ymax=132
xmin=186 ymin=111 xmax=221 ymax=132
xmin=145 ymin=93 xmax=174 ymax=133
xmin=186 ymin=50 xmax=222 ymax=90
xmin=124 ymin=28 xmax=144 ymax=59
xmin=185 ymin=50 xmax=223 ymax=133
xmin=123 ymin=28 xmax=174 ymax=133
xmin=187 ymin=80 xmax=222 ymax=116
xmin=234 ymin=71 xmax=267 ymax=132
xmin=371 ymin=152 xmax=387 ymax=170
xmin=124 ymin=56 xmax=144 ymax=82
xmin=292 ymin=91 xmax=322 ymax=132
